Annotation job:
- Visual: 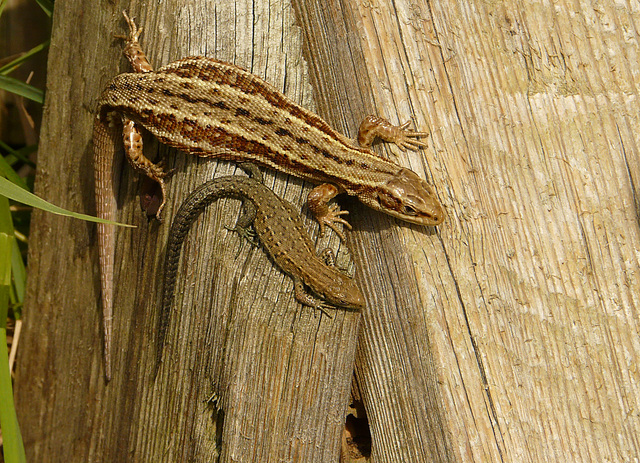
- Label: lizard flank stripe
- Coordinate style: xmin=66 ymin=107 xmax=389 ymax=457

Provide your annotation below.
xmin=101 ymin=65 xmax=402 ymax=195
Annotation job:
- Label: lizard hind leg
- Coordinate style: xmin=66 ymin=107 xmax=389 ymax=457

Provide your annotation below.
xmin=225 ymin=201 xmax=259 ymax=258
xmin=122 ymin=118 xmax=171 ymax=219
xmin=226 ymin=162 xmax=263 ymax=255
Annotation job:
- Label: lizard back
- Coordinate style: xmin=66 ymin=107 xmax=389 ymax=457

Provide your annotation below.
xmin=98 ymin=57 xmax=402 ymax=195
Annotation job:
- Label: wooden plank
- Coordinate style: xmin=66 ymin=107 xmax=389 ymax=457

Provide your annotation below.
xmin=15 ymin=2 xmax=359 ymax=461
xmin=323 ymin=0 xmax=640 ymax=461
xmin=13 ymin=0 xmax=640 ymax=461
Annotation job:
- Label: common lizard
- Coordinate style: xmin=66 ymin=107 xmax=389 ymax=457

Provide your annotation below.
xmin=157 ymin=164 xmax=365 ymax=374
xmin=94 ymin=12 xmax=444 ymax=380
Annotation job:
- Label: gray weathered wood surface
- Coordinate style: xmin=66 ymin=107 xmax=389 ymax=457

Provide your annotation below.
xmin=14 ymin=0 xmax=640 ymax=462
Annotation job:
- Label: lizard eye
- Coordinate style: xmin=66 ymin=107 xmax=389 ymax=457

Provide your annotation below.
xmin=401 ymin=204 xmax=417 ymax=216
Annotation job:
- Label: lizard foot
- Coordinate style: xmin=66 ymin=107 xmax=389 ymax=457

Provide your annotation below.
xmin=115 ymin=11 xmax=153 ymax=73
xmin=317 ymin=204 xmax=351 ymax=241
xmin=225 ymin=224 xmax=259 ymax=257
xmin=307 ymin=183 xmax=351 ymax=241
xmin=357 ymin=115 xmax=429 ymax=151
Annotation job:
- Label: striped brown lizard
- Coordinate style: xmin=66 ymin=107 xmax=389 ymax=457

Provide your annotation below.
xmin=94 ymin=12 xmax=444 ymax=380
xmin=157 ymin=164 xmax=365 ymax=376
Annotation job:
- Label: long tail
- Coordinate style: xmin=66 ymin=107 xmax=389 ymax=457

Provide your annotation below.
xmin=94 ymin=112 xmax=122 ymax=382
xmin=155 ymin=177 xmax=256 ymax=379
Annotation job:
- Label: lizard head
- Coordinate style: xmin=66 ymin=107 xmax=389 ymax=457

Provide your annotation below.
xmin=368 ymin=168 xmax=444 ymax=226
xmin=315 ymin=273 xmax=365 ymax=310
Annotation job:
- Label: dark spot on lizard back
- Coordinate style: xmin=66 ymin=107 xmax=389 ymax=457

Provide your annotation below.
xmin=275 ymin=128 xmax=292 ymax=137
xmin=255 ymin=117 xmax=272 ymax=125
xmin=235 ymin=107 xmax=250 ymax=117
xmin=212 ymin=101 xmax=230 ymax=110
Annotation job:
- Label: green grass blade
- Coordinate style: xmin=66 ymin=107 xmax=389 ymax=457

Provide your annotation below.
xmin=0 ymin=232 xmax=27 ymax=463
xmin=0 ymin=40 xmax=50 ymax=75
xmin=34 ymin=0 xmax=53 ymax=17
xmin=0 ymin=176 xmax=135 ymax=228
xmin=0 ymin=75 xmax=44 ymax=104
xmin=0 ymin=141 xmax=37 ymax=168
xmin=9 ymin=238 xmax=24 ymax=318
xmin=0 ymin=156 xmax=28 ymax=190
xmin=0 ymin=193 xmax=13 ymax=236
xmin=0 ymin=194 xmax=24 ymax=317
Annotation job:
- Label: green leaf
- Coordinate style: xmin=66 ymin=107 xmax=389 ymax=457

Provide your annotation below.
xmin=0 ymin=233 xmax=26 ymax=463
xmin=0 ymin=176 xmax=135 ymax=228
xmin=9 ymin=237 xmax=25 ymax=317
xmin=0 ymin=75 xmax=44 ymax=103
xmin=0 ymin=40 xmax=50 ymax=75
xmin=0 ymin=156 xmax=28 ymax=190
xmin=0 ymin=141 xmax=37 ymax=168
xmin=0 ymin=196 xmax=25 ymax=313
xmin=35 ymin=0 xmax=53 ymax=17
xmin=0 ymin=192 xmax=13 ymax=236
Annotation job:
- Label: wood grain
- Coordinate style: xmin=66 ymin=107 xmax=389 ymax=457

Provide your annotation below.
xmin=13 ymin=0 xmax=640 ymax=462
xmin=329 ymin=0 xmax=640 ymax=461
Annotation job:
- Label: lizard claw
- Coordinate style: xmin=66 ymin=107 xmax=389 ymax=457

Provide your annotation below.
xmin=391 ymin=120 xmax=430 ymax=152
xmin=225 ymin=224 xmax=259 ymax=257
xmin=155 ymin=160 xmax=176 ymax=180
xmin=313 ymin=303 xmax=333 ymax=318
xmin=307 ymin=184 xmax=352 ymax=241
xmin=357 ymin=115 xmax=429 ymax=152
xmin=317 ymin=204 xmax=351 ymax=241
xmin=115 ymin=11 xmax=143 ymax=42
xmin=115 ymin=11 xmax=153 ymax=73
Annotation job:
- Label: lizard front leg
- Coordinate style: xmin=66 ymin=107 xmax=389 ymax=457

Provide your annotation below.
xmin=292 ymin=277 xmax=332 ymax=318
xmin=307 ymin=183 xmax=352 ymax=241
xmin=357 ymin=115 xmax=429 ymax=151
xmin=308 ymin=116 xmax=430 ymax=240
